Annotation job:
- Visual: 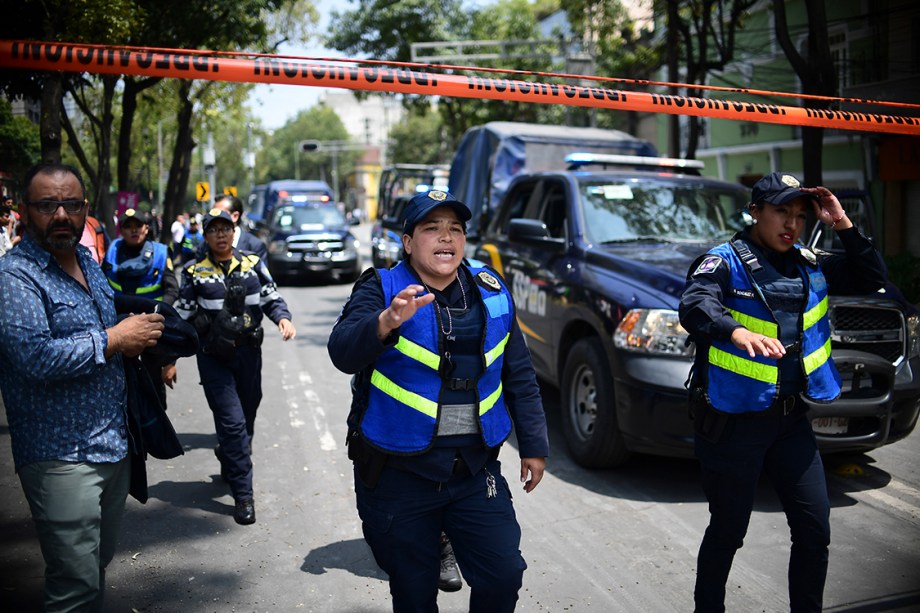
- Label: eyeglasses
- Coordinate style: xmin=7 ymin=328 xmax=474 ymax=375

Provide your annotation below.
xmin=25 ymin=199 xmax=87 ymax=215
xmin=205 ymin=225 xmax=233 ymax=235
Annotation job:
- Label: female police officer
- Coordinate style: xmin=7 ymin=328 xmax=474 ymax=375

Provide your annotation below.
xmin=328 ymin=189 xmax=548 ymax=612
xmin=177 ymin=208 xmax=296 ymax=525
xmin=679 ymin=172 xmax=887 ymax=612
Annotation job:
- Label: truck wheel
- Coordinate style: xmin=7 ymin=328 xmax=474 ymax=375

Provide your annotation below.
xmin=561 ymin=338 xmax=631 ymax=468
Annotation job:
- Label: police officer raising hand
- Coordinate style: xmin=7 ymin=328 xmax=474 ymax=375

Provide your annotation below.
xmin=329 ymin=189 xmax=548 ymax=612
xmin=679 ymin=172 xmax=887 ymax=612
xmin=376 ymin=284 xmax=436 ymax=340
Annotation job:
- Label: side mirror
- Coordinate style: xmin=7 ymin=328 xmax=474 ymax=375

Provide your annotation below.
xmin=508 ymin=218 xmax=550 ymax=241
xmin=508 ymin=219 xmax=566 ymax=250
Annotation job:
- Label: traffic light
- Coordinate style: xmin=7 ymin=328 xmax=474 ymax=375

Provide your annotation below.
xmin=300 ymin=140 xmax=321 ymax=152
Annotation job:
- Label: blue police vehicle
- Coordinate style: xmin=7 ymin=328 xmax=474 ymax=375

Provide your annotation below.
xmin=473 ymin=153 xmax=920 ymax=467
xmin=254 ymin=180 xmax=361 ymax=284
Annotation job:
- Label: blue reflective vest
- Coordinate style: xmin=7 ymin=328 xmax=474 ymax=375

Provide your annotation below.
xmin=104 ymin=239 xmax=169 ymax=300
xmin=705 ymin=241 xmax=840 ymax=413
xmin=361 ymin=262 xmax=514 ymax=453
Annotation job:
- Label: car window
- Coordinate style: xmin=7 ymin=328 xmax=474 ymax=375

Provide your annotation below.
xmin=274 ymin=205 xmax=345 ymax=229
xmin=538 ymin=182 xmax=567 ymax=239
xmin=579 ymin=178 xmax=749 ymax=244
xmin=493 ymin=181 xmax=539 ymax=236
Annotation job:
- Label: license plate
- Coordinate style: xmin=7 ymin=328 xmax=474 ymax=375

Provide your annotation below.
xmin=812 ymin=416 xmax=848 ymax=434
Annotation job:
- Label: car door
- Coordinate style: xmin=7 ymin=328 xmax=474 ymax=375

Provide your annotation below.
xmin=476 ymin=177 xmax=565 ymax=376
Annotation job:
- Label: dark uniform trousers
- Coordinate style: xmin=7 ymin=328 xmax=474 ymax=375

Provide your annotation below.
xmin=693 ymin=401 xmax=830 ymax=613
xmin=354 ymin=458 xmax=526 ymax=613
xmin=197 ymin=345 xmax=263 ymax=500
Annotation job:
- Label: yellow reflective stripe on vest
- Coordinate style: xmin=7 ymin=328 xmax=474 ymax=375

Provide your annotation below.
xmin=479 ymin=382 xmax=503 ymax=415
xmin=727 ymin=308 xmax=777 ymax=339
xmin=484 ymin=333 xmax=510 ymax=368
xmin=802 ymin=296 xmax=828 ymax=331
xmin=394 ymin=336 xmax=440 ymax=371
xmin=803 ymin=338 xmax=832 ymax=375
xmin=709 ymin=345 xmax=778 ymax=383
xmin=108 ymin=280 xmax=123 ymax=292
xmin=370 ymin=370 xmax=438 ymax=418
xmin=136 ymin=284 xmax=162 ymax=296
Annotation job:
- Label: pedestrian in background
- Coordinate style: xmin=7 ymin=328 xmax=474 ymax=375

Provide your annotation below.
xmin=176 ymin=207 xmax=296 ymax=525
xmin=0 ymin=162 xmax=164 ymax=611
xmin=679 ymin=172 xmax=888 ymax=612
xmin=0 ymin=199 xmax=20 ymax=256
xmin=328 ymin=189 xmax=548 ymax=612
xmin=210 ymin=193 xmax=268 ymax=260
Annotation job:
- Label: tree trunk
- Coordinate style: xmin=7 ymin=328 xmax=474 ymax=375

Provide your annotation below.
xmin=94 ymin=76 xmax=117 ymax=235
xmin=39 ymin=73 xmax=63 ymax=163
xmin=666 ymin=0 xmax=681 ymax=157
xmin=162 ymin=81 xmax=196 ymax=244
xmin=118 ymin=77 xmax=162 ymax=191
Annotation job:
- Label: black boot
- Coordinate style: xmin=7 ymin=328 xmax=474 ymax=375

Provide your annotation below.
xmin=234 ymin=498 xmax=255 ymax=525
xmin=438 ymin=534 xmax=462 ymax=592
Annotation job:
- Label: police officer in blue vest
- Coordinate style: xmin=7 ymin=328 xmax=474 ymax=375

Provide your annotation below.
xmin=104 ymin=208 xmax=179 ymax=408
xmin=177 ymin=208 xmax=296 ymax=525
xmin=328 ymin=189 xmax=549 ymax=613
xmin=679 ymin=173 xmax=887 ymax=612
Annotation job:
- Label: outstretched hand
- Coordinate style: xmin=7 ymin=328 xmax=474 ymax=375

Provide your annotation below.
xmin=730 ymin=327 xmax=785 ymax=359
xmin=377 ymin=284 xmax=435 ymax=340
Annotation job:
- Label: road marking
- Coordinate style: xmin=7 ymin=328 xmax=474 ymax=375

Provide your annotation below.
xmin=304 ymin=389 xmax=337 ymax=451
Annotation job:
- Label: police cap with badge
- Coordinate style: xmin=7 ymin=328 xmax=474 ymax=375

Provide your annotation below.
xmin=399 ymin=189 xmax=472 ymax=235
xmin=750 ymin=172 xmax=819 ymax=265
xmin=751 ymin=172 xmax=818 ymax=207
xmin=203 ymin=207 xmax=234 ymax=231
xmin=119 ymin=208 xmax=150 ymax=227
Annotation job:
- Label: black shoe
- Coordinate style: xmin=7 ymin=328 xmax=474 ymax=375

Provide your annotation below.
xmin=438 ymin=536 xmax=462 ymax=592
xmin=234 ymin=498 xmax=255 ymax=525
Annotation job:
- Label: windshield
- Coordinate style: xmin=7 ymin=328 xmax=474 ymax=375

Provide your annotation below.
xmin=273 ymin=205 xmax=345 ymax=230
xmin=579 ymin=178 xmax=750 ymax=244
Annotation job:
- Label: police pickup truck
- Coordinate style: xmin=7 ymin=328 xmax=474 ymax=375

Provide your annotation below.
xmin=473 ymin=153 xmax=920 ymax=468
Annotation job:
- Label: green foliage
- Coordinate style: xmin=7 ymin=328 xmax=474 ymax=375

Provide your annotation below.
xmin=387 ymin=111 xmax=450 ymax=165
xmin=0 ymin=100 xmax=41 ymax=181
xmin=256 ymin=105 xmax=356 ymax=183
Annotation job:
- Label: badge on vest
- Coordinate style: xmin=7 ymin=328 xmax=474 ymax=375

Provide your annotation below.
xmin=692 ymin=255 xmax=723 ymax=276
xmin=476 ymin=271 xmax=502 ymax=291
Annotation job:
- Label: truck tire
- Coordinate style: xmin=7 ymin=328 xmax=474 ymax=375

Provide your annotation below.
xmin=561 ymin=338 xmax=631 ymax=468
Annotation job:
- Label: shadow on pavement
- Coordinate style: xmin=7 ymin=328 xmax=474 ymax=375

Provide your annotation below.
xmin=300 ymin=537 xmax=386 ymax=581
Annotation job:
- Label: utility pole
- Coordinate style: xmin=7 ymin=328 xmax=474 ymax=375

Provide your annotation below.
xmin=204 ymin=132 xmax=216 ymax=210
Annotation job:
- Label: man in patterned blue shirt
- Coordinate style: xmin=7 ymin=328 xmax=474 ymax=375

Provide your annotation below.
xmin=0 ymin=162 xmax=165 ymax=612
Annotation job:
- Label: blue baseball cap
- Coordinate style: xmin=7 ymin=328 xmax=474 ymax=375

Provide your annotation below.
xmin=400 ymin=190 xmax=472 ymax=234
xmin=751 ymin=172 xmax=816 ymax=206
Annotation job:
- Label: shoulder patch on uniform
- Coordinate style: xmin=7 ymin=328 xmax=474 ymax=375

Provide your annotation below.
xmin=692 ymin=255 xmax=723 ymax=276
xmin=798 ymin=247 xmax=818 ymax=266
xmin=476 ymin=270 xmax=502 ymax=291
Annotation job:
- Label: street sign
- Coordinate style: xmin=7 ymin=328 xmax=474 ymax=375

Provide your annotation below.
xmin=223 ymin=186 xmax=237 ymax=196
xmin=196 ymin=181 xmax=209 ymax=202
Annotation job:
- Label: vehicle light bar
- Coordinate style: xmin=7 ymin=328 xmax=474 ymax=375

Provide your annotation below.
xmin=565 ymin=152 xmax=705 ymax=171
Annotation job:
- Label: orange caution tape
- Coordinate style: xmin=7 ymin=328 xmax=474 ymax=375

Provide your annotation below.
xmin=2 ymin=41 xmax=919 ymax=136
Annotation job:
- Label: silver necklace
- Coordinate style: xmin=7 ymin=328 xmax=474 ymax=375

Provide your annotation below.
xmin=424 ymin=272 xmax=468 ymax=337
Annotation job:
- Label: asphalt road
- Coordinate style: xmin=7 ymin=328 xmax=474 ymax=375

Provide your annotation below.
xmin=2 ymin=226 xmax=919 ymax=612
